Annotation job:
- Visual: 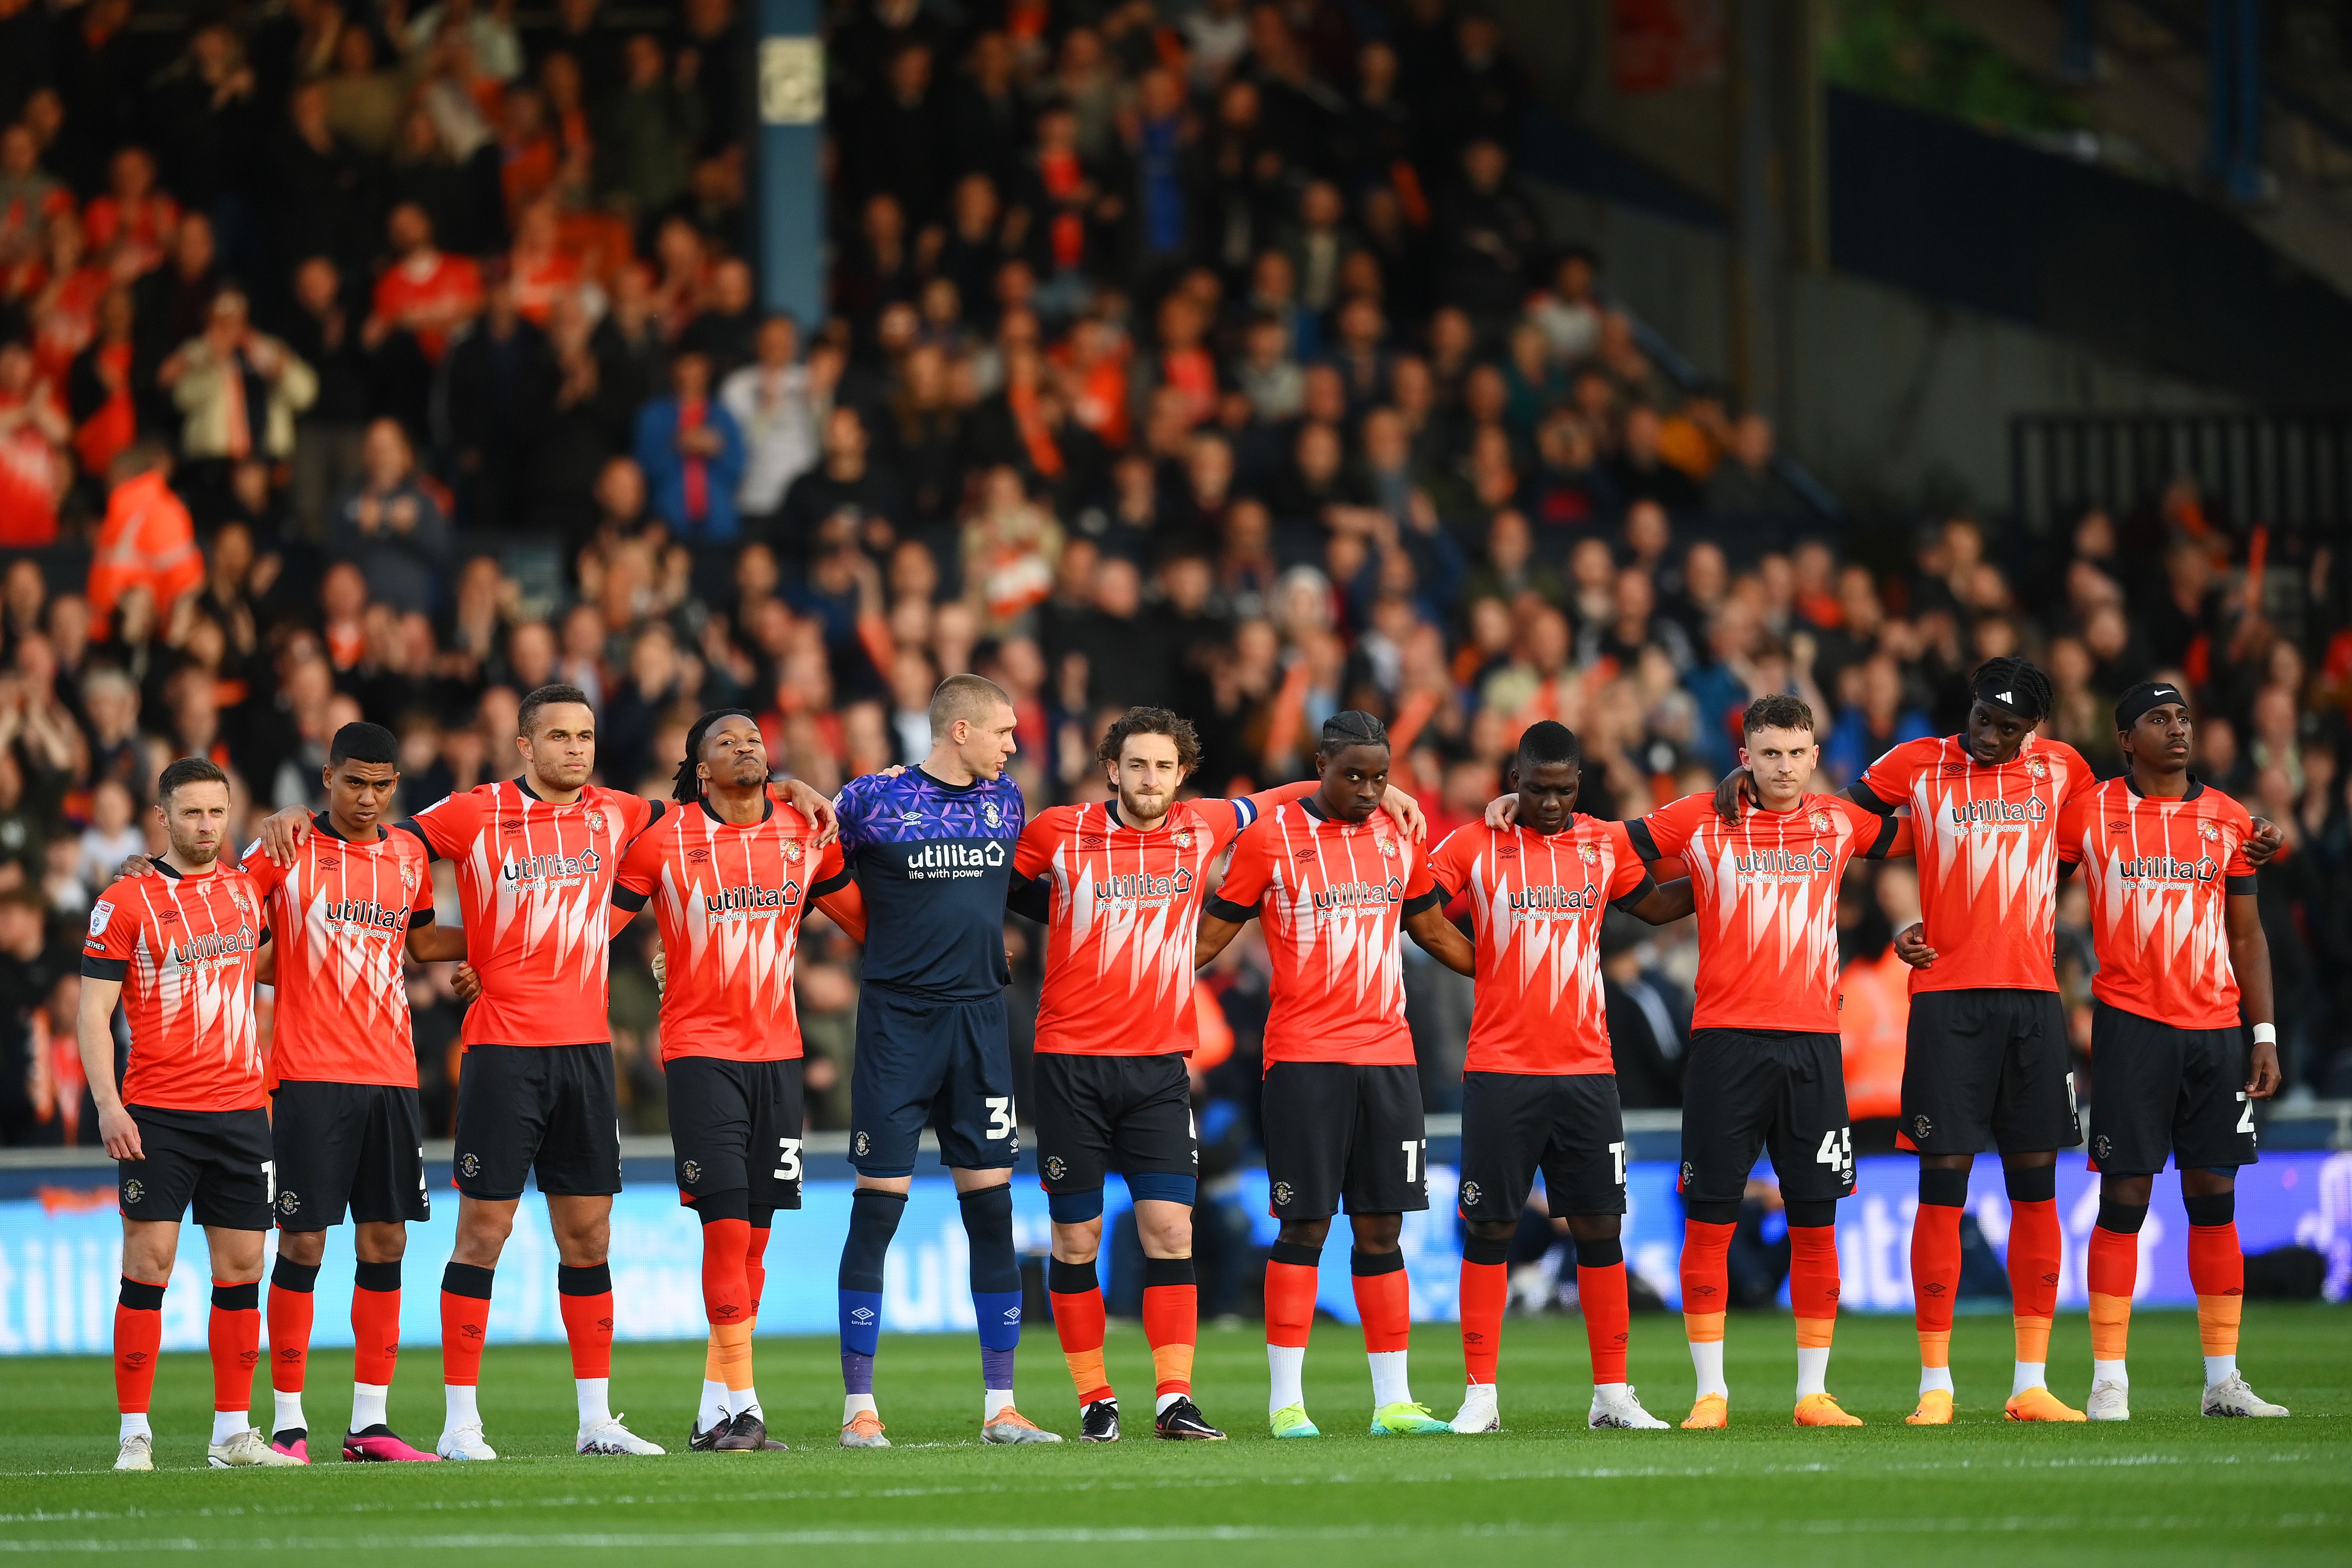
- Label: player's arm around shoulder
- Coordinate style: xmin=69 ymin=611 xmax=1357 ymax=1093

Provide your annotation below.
xmin=1195 ymin=810 xmax=1274 ymax=966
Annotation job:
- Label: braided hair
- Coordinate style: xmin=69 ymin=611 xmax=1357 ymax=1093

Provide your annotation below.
xmin=672 ymin=708 xmax=760 ymax=801
xmin=1968 ymin=656 xmax=2054 ymax=722
xmin=1318 ymin=709 xmax=1390 ymax=757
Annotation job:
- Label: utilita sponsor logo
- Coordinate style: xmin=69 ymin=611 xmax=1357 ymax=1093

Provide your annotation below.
xmin=169 ymin=925 xmax=259 ymax=966
xmin=1310 ymin=879 xmax=1399 ymax=912
xmin=1949 ymin=797 xmax=2048 ymax=826
xmin=323 ymin=899 xmax=409 ymax=930
xmin=1507 ymin=882 xmax=1601 ymax=913
xmin=2116 ymin=853 xmax=2221 ymax=884
xmin=906 ymin=841 xmax=1005 ymax=871
xmin=503 ymin=848 xmax=601 ymax=883
xmin=1732 ymin=847 xmax=1835 ymax=875
xmin=703 ymin=880 xmax=803 ymax=915
xmin=1092 ymin=868 xmax=1195 ymax=899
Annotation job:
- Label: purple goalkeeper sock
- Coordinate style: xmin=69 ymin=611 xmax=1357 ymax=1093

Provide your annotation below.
xmin=841 ymin=1350 xmax=875 ymax=1396
xmin=981 ymin=1345 xmax=1015 ymax=1391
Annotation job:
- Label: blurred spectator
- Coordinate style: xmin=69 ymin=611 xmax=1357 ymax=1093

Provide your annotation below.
xmin=635 ymin=349 xmax=744 ymax=542
xmin=328 ymin=419 xmax=452 ymax=614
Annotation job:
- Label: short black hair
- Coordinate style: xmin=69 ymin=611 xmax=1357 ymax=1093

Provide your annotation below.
xmin=328 ymin=721 xmax=400 ymax=768
xmin=518 ymin=683 xmax=593 ymax=735
xmin=1515 ymin=720 xmax=1582 ymax=774
xmin=1742 ymin=693 xmax=1816 ymax=737
xmin=158 ymin=756 xmax=230 ymax=802
xmin=1319 ymin=710 xmax=1390 ymax=757
xmin=1097 ymin=706 xmax=1202 ymax=774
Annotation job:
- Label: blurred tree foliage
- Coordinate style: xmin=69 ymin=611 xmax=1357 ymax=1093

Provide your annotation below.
xmin=1823 ymin=0 xmax=2090 ymax=133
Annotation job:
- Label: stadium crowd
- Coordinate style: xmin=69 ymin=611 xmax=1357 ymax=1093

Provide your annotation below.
xmin=2 ymin=0 xmax=2350 ymax=1161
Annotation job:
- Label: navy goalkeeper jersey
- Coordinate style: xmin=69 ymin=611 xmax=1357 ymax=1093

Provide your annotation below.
xmin=819 ymin=766 xmax=1025 ymax=1002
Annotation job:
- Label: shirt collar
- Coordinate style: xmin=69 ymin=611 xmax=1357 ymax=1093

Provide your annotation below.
xmin=2124 ymin=771 xmax=2205 ymax=802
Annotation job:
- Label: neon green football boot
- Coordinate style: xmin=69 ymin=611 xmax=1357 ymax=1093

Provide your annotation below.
xmin=1269 ymin=1403 xmax=1321 ymax=1438
xmin=1368 ymin=1401 xmax=1453 ymax=1436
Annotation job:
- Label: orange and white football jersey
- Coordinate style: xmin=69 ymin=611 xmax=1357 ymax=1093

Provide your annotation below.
xmin=1857 ymin=734 xmax=2096 ymax=994
xmin=405 ymin=779 xmax=660 ymax=1047
xmin=1208 ymin=800 xmax=1439 ymax=1067
xmin=1633 ymin=792 xmax=1907 ymax=1033
xmin=2057 ymin=776 xmax=2258 ymax=1030
xmin=1426 ymin=815 xmax=1652 ymax=1074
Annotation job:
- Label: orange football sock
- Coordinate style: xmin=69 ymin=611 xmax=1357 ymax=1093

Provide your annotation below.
xmin=1458 ymin=1254 xmax=1507 ymax=1385
xmin=1264 ymin=1258 xmax=1318 ymax=1351
xmin=267 ymin=1264 xmax=315 ymax=1397
xmin=115 ymin=1276 xmax=165 ymax=1415
xmin=1680 ymin=1219 xmax=1734 ymax=1346
xmin=1578 ymin=1260 xmax=1631 ymax=1385
xmin=556 ymin=1264 xmax=613 ymax=1380
xmin=1049 ymin=1257 xmax=1113 ymax=1406
xmin=209 ymin=1281 xmax=260 ymax=1415
xmin=2008 ymin=1199 xmax=2061 ymax=1369
xmin=1140 ymin=1257 xmax=1197 ymax=1398
xmin=1351 ymin=1250 xmax=1411 ymax=1354
xmin=1912 ymin=1200 xmax=1962 ymax=1366
xmin=1788 ymin=1225 xmax=1840 ymax=1351
xmin=439 ymin=1264 xmax=493 ymax=1386
xmin=2188 ymin=1223 xmax=2243 ymax=1358
xmin=2086 ymin=1223 xmax=2137 ymax=1363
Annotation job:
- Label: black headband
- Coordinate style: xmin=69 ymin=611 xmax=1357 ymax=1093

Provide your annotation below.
xmin=2114 ymin=681 xmax=2187 ymax=732
xmin=1972 ymin=675 xmax=2036 ymax=719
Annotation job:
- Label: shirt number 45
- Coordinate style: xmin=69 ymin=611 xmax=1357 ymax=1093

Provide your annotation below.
xmin=1814 ymin=1126 xmax=1855 ymax=1180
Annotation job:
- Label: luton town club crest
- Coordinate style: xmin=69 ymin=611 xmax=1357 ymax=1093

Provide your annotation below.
xmin=1808 ymin=810 xmax=1831 ymax=833
xmin=2028 ymin=757 xmax=2049 ymax=781
xmin=1579 ymin=842 xmax=1600 ymax=864
xmin=984 ymin=800 xmax=1002 ymax=828
xmin=1172 ymin=829 xmax=1193 ymax=849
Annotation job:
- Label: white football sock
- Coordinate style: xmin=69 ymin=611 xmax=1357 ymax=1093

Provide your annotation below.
xmin=575 ymin=1376 xmax=611 ymax=1429
xmin=211 ymin=1408 xmax=250 ymax=1443
xmin=2012 ymin=1360 xmax=2046 ymax=1397
xmin=119 ymin=1412 xmax=151 ymax=1442
xmin=1688 ymin=1338 xmax=1728 ymax=1400
xmin=1155 ymin=1391 xmax=1186 ymax=1416
xmin=351 ymin=1382 xmax=389 ymax=1432
xmin=1367 ymin=1349 xmax=1411 ymax=1408
xmin=2204 ymin=1354 xmax=2237 ymax=1386
xmin=698 ymin=1379 xmax=731 ymax=1428
xmin=732 ymin=1383 xmax=761 ymax=1419
xmin=1795 ymin=1346 xmax=1830 ymax=1400
xmin=273 ymin=1390 xmax=306 ymax=1434
xmin=983 ymin=1386 xmax=1016 ymax=1423
xmin=2092 ymin=1358 xmax=2128 ymax=1387
xmin=1593 ymin=1381 xmax=1627 ymax=1402
xmin=1267 ymin=1344 xmax=1305 ymax=1413
xmin=444 ymin=1383 xmax=480 ymax=1429
xmin=1918 ymin=1364 xmax=1955 ymax=1396
xmin=842 ymin=1392 xmax=878 ymax=1424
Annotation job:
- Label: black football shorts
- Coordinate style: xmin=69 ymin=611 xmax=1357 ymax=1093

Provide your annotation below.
xmin=1262 ymin=1061 xmax=1428 ymax=1221
xmin=451 ymin=1042 xmax=622 ymax=1199
xmin=1680 ymin=1029 xmax=1855 ymax=1209
xmin=1901 ymin=988 xmax=2080 ymax=1155
xmin=665 ymin=1054 xmax=807 ymax=1210
xmin=270 ymin=1080 xmax=429 ymax=1230
xmin=2087 ymin=1001 xmax=2259 ymax=1176
xmin=1032 ymin=1051 xmax=1197 ymax=1195
xmin=1457 ymin=1070 xmax=1627 ymax=1222
xmin=118 ymin=1105 xmax=274 ymax=1230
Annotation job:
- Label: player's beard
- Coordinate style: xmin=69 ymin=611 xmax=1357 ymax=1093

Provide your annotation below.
xmin=1119 ymin=786 xmax=1170 ymax=827
xmin=169 ymin=832 xmax=220 ymax=867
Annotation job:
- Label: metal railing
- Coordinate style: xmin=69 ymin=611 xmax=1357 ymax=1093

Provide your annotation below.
xmin=2008 ymin=410 xmax=2352 ymax=534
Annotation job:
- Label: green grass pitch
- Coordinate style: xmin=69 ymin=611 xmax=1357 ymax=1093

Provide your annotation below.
xmin=2 ymin=1307 xmax=2345 ymax=1565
